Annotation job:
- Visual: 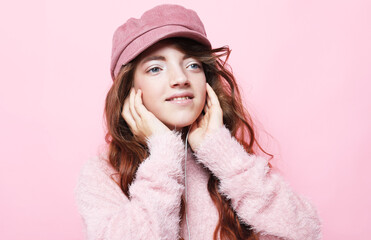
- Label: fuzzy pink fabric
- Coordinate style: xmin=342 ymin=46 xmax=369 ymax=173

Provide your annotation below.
xmin=75 ymin=126 xmax=322 ymax=239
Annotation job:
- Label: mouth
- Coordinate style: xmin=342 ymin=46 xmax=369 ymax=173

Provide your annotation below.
xmin=165 ymin=92 xmax=194 ymax=102
xmin=166 ymin=96 xmax=193 ymax=101
xmin=165 ymin=93 xmax=194 ymax=106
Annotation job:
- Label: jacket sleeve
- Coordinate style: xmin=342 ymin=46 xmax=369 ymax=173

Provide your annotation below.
xmin=74 ymin=131 xmax=185 ymax=240
xmin=194 ymin=126 xmax=322 ymax=240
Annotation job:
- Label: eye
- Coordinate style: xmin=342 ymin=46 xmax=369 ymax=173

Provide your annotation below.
xmin=147 ymin=66 xmax=161 ymax=73
xmin=188 ymin=63 xmax=202 ymax=69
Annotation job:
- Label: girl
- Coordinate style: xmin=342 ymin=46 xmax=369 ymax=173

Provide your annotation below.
xmin=75 ymin=4 xmax=321 ymax=240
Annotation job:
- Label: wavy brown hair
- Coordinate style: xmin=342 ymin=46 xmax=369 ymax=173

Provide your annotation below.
xmin=104 ymin=37 xmax=273 ymax=240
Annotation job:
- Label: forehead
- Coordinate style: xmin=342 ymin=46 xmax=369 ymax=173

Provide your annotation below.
xmin=135 ymin=40 xmax=187 ymax=64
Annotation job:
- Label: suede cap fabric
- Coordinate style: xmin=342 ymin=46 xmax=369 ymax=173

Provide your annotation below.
xmin=110 ymin=4 xmax=212 ymax=80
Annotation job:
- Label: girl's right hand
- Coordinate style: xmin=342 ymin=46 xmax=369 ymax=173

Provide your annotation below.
xmin=122 ymin=88 xmax=170 ymax=141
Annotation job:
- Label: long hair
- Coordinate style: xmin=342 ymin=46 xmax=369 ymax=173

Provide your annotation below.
xmin=104 ymin=37 xmax=273 ymax=240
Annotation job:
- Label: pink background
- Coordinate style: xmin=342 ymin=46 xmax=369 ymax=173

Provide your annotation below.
xmin=1 ymin=0 xmax=370 ymax=239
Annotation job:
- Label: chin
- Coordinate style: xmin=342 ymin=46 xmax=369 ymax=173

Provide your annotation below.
xmin=156 ymin=107 xmax=203 ymax=131
xmin=163 ymin=117 xmax=197 ymax=130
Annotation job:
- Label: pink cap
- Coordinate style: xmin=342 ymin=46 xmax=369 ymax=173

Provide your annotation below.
xmin=110 ymin=4 xmax=212 ymax=80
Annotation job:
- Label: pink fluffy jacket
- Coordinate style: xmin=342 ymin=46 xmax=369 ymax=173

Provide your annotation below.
xmin=75 ymin=126 xmax=322 ymax=240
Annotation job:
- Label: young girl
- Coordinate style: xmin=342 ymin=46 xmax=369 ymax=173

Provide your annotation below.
xmin=75 ymin=4 xmax=322 ymax=240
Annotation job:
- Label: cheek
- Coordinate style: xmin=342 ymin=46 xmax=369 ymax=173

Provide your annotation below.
xmin=133 ymin=75 xmax=165 ymax=115
xmin=139 ymin=87 xmax=152 ymax=106
xmin=139 ymin=86 xmax=161 ymax=112
xmin=133 ymin=80 xmax=142 ymax=91
xmin=200 ymin=90 xmax=207 ymax=110
xmin=133 ymin=77 xmax=155 ymax=108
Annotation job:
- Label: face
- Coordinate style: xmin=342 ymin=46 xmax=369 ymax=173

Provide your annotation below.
xmin=133 ymin=40 xmax=207 ymax=130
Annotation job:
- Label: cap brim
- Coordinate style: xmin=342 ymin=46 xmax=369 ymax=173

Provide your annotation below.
xmin=113 ymin=25 xmax=211 ymax=79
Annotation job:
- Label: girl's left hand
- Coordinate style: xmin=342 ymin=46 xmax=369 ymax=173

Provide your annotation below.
xmin=188 ymin=83 xmax=223 ymax=151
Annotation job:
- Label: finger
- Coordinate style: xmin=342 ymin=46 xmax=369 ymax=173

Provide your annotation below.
xmin=134 ymin=89 xmax=147 ymax=117
xmin=202 ymin=101 xmax=211 ymax=122
xmin=129 ymin=88 xmax=141 ymax=122
xmin=199 ymin=112 xmax=208 ymax=128
xmin=189 ymin=117 xmax=199 ymax=133
xmin=203 ymin=106 xmax=210 ymax=119
xmin=122 ymin=97 xmax=138 ymax=133
xmin=194 ymin=113 xmax=203 ymax=128
xmin=204 ymin=102 xmax=209 ymax=113
xmin=123 ymin=101 xmax=137 ymax=134
xmin=206 ymin=83 xmax=221 ymax=107
xmin=206 ymin=94 xmax=212 ymax=108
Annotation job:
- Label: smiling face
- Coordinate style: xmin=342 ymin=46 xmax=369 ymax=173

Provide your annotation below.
xmin=132 ymin=39 xmax=207 ymax=130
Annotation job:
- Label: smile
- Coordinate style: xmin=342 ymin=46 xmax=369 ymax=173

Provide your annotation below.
xmin=167 ymin=96 xmax=191 ymax=101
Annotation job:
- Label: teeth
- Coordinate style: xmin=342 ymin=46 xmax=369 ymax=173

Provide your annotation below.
xmin=169 ymin=96 xmax=190 ymax=101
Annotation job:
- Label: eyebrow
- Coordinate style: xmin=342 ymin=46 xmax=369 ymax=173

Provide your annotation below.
xmin=140 ymin=54 xmax=194 ymax=64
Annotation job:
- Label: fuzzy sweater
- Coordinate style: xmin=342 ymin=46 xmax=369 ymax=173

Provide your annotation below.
xmin=75 ymin=126 xmax=322 ymax=240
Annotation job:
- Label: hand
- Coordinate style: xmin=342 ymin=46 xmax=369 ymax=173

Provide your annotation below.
xmin=122 ymin=88 xmax=170 ymax=141
xmin=188 ymin=83 xmax=223 ymax=151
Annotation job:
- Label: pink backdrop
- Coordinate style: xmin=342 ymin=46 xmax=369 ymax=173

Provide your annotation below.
xmin=1 ymin=0 xmax=370 ymax=239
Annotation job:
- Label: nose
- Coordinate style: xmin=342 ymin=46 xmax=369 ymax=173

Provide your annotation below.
xmin=169 ymin=65 xmax=190 ymax=88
